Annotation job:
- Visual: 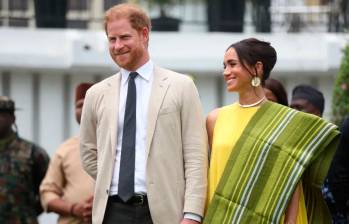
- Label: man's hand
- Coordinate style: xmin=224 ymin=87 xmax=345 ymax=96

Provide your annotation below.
xmin=71 ymin=196 xmax=93 ymax=223
xmin=180 ymin=218 xmax=201 ymax=224
xmin=82 ymin=196 xmax=93 ymax=223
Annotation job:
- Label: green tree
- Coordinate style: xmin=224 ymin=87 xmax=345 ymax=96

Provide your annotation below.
xmin=332 ymin=44 xmax=349 ymax=125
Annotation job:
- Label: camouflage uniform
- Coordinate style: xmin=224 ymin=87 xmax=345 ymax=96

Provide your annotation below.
xmin=0 ymin=132 xmax=49 ymax=224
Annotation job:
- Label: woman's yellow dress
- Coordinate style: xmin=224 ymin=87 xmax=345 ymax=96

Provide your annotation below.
xmin=207 ymin=103 xmax=308 ymax=223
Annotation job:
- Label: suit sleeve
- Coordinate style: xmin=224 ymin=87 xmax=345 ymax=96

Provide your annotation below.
xmin=180 ymin=78 xmax=208 ymax=217
xmin=80 ymin=89 xmax=98 ymax=179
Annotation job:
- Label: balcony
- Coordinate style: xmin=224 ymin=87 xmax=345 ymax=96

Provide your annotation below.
xmin=0 ymin=0 xmax=347 ymax=33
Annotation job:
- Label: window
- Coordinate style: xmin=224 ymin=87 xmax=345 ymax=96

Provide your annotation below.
xmin=9 ymin=0 xmax=28 ymax=11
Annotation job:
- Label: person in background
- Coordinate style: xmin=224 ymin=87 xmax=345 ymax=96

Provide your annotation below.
xmin=264 ymin=78 xmax=288 ymax=106
xmin=205 ymin=38 xmax=339 ymax=224
xmin=329 ymin=117 xmax=349 ymax=223
xmin=290 ymin=84 xmax=346 ymax=223
xmin=290 ymin=84 xmax=324 ymax=117
xmin=0 ymin=96 xmax=50 ymax=223
xmin=80 ymin=3 xmax=207 ymax=224
xmin=40 ymin=83 xmax=95 ymax=224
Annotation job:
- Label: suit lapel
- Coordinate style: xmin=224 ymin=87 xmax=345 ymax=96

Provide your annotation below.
xmin=105 ymin=73 xmax=121 ymax=156
xmin=146 ymin=67 xmax=169 ymax=158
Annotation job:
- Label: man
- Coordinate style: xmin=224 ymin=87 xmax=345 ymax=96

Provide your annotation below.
xmin=40 ymin=83 xmax=94 ymax=224
xmin=290 ymin=84 xmax=324 ymax=116
xmin=80 ymin=3 xmax=207 ymax=224
xmin=0 ymin=96 xmax=50 ymax=223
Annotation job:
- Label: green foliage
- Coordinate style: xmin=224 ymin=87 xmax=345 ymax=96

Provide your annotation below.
xmin=332 ymin=44 xmax=349 ymax=125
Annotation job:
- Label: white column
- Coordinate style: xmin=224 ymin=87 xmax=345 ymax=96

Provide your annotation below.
xmin=38 ymin=73 xmax=65 ymax=155
xmin=318 ymin=74 xmax=335 ymax=120
xmin=10 ymin=71 xmax=35 ymax=141
xmin=28 ymin=0 xmax=36 ymax=28
xmin=2 ymin=0 xmax=9 ymax=26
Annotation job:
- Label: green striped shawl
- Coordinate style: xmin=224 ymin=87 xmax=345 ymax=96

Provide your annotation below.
xmin=204 ymin=101 xmax=340 ymax=224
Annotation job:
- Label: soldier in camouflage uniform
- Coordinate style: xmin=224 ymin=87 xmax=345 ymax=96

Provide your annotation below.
xmin=0 ymin=96 xmax=50 ymax=224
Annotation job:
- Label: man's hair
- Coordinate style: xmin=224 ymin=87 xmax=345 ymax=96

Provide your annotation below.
xmin=292 ymin=84 xmax=325 ymax=115
xmin=104 ymin=3 xmax=151 ymax=34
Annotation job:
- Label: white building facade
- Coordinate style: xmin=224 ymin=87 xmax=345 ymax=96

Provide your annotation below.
xmin=0 ymin=0 xmax=349 ymax=223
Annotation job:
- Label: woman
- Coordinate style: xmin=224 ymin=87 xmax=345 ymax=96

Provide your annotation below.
xmin=205 ymin=38 xmax=339 ymax=224
xmin=264 ymin=78 xmax=288 ymax=106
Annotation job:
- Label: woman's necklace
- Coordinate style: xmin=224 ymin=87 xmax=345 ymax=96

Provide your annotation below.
xmin=238 ymin=96 xmax=266 ymax=108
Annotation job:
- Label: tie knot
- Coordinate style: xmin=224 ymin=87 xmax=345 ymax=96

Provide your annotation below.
xmin=129 ymin=72 xmax=138 ymax=80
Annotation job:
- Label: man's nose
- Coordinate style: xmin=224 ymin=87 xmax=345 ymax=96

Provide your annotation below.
xmin=112 ymin=39 xmax=124 ymax=51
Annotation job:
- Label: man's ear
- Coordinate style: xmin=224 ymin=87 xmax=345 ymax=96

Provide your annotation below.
xmin=10 ymin=114 xmax=15 ymax=124
xmin=141 ymin=27 xmax=149 ymax=43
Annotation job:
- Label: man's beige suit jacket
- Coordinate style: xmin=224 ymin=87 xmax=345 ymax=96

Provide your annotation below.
xmin=80 ymin=66 xmax=208 ymax=224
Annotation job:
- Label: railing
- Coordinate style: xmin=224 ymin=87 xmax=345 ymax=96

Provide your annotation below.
xmin=0 ymin=0 xmax=348 ymax=33
xmin=0 ymin=0 xmax=102 ymax=29
xmin=270 ymin=5 xmax=330 ymax=32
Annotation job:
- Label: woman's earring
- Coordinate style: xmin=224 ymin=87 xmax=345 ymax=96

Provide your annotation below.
xmin=251 ymin=76 xmax=261 ymax=87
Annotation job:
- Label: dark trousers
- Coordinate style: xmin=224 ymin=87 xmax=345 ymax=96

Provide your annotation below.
xmin=103 ymin=197 xmax=153 ymax=224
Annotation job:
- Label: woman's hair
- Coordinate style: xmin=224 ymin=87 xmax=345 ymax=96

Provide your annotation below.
xmin=264 ymin=78 xmax=288 ymax=106
xmin=228 ymin=38 xmax=277 ymax=83
xmin=104 ymin=3 xmax=151 ymax=34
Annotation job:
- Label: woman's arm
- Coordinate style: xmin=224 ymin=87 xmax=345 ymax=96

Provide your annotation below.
xmin=206 ymin=109 xmax=219 ymax=150
xmin=284 ymin=182 xmax=301 ymax=224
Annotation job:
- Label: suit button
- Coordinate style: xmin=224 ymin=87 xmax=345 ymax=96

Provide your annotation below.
xmin=106 ymin=189 xmax=109 ymax=194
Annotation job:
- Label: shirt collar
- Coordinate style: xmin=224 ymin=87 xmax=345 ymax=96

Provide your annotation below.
xmin=120 ymin=60 xmax=154 ymax=86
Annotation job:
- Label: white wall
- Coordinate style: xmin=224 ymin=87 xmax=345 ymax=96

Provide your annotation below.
xmin=0 ymin=30 xmax=347 ymax=224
